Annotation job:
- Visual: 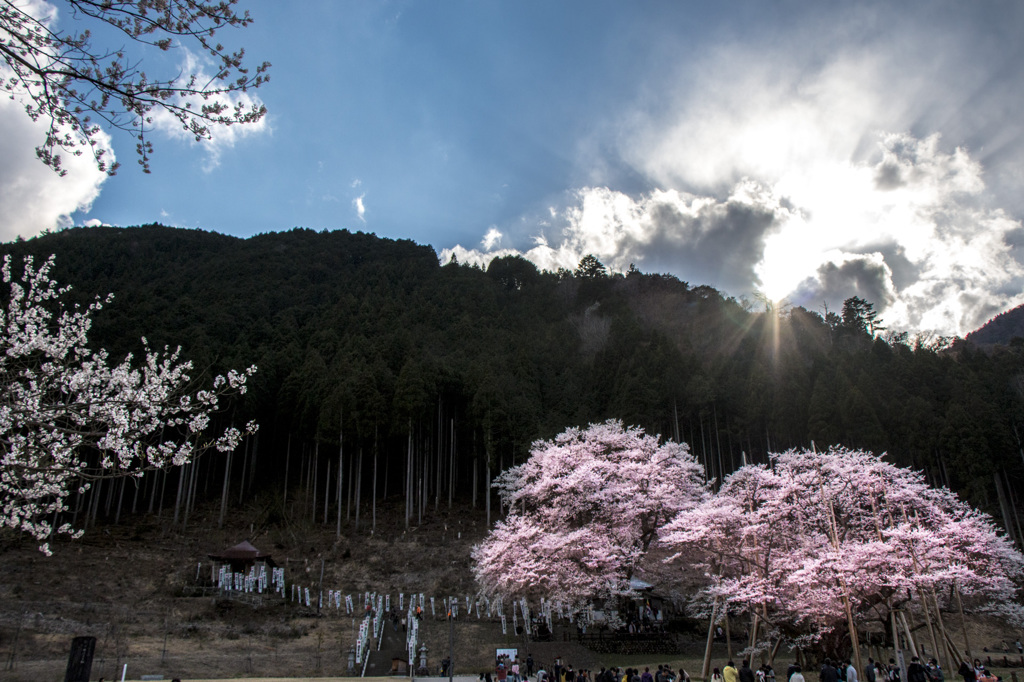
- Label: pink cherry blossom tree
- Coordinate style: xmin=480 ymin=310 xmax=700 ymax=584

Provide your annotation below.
xmin=662 ymin=447 xmax=1024 ymax=667
xmin=472 ymin=419 xmax=706 ymax=609
xmin=0 ymin=255 xmax=257 ymax=554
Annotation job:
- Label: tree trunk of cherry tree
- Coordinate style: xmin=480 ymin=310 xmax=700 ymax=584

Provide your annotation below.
xmin=725 ymin=608 xmax=732 ymax=660
xmin=917 ymin=590 xmax=940 ymax=669
xmin=899 ymin=610 xmax=918 ymax=662
xmin=702 ymin=595 xmax=720 ymax=680
xmin=929 ymin=586 xmax=955 ymax=669
xmin=891 ymin=610 xmax=907 ymax=682
xmin=748 ymin=612 xmax=760 ymax=660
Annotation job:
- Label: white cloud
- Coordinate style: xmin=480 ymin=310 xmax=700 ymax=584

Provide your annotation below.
xmin=0 ymin=0 xmax=113 ymax=238
xmin=443 ymin=133 xmax=1024 ymax=336
xmin=353 ymin=194 xmax=367 ymax=222
xmin=445 ymin=7 xmax=1024 ymax=336
xmin=0 ymin=92 xmax=112 ymax=240
xmin=441 ymin=181 xmax=790 ymax=292
xmin=148 ymin=50 xmax=269 ymax=172
xmin=482 ymin=227 xmax=503 ymax=250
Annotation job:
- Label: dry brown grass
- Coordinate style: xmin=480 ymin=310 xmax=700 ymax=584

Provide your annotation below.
xmin=1 ymin=494 xmax=1021 ymax=681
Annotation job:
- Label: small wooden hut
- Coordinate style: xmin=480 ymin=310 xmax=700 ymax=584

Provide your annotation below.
xmin=208 ymin=540 xmax=275 ymax=574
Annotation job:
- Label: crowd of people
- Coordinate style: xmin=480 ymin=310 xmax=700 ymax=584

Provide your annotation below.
xmin=486 ymin=655 xmax=691 ymax=682
xmin=479 ymin=652 xmax=1005 ymax=682
xmin=710 ymin=659 xmax=776 ymax=682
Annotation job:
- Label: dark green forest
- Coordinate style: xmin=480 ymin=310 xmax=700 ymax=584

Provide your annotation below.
xmin=5 ymin=224 xmax=1024 ymax=539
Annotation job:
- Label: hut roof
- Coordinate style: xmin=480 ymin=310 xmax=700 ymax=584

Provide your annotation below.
xmin=208 ymin=540 xmax=272 ymax=562
xmin=629 ymin=576 xmax=654 ymax=591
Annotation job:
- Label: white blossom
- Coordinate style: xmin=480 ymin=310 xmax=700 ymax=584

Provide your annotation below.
xmin=0 ymin=255 xmax=258 ymax=552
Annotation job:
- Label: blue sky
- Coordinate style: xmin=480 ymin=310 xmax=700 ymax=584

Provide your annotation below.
xmin=4 ymin=0 xmax=1024 ymax=336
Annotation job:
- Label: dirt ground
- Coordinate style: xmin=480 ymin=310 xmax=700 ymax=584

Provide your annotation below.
xmin=1 ymin=495 xmax=1022 ymax=681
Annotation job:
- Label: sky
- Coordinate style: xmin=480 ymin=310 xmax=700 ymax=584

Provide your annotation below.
xmin=3 ymin=1 xmax=1024 ymax=336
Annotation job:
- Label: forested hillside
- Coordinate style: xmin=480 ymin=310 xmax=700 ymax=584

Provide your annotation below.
xmin=4 ymin=224 xmax=1024 ymax=541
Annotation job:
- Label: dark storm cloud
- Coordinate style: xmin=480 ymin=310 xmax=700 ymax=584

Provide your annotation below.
xmin=623 ymin=194 xmax=779 ymax=295
xmin=874 ymin=161 xmax=904 ymax=190
xmin=859 ymin=242 xmax=919 ymax=292
xmin=791 ymin=256 xmax=896 ymax=313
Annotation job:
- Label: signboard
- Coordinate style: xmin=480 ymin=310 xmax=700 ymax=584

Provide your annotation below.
xmin=64 ymin=636 xmax=96 ymax=682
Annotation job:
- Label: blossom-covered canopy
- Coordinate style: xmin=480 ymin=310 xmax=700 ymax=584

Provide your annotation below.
xmin=472 ymin=420 xmax=706 ymax=607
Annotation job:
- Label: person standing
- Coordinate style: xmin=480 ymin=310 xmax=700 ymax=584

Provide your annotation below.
xmin=791 ymin=667 xmax=806 ymax=682
xmin=725 ymin=661 xmax=740 ymax=682
xmin=846 ymin=660 xmax=858 ymax=682
xmin=906 ymin=657 xmax=929 ymax=682
xmin=740 ymin=661 xmax=756 ymax=682
xmin=527 ymin=655 xmax=535 ymax=678
xmin=866 ymin=659 xmax=877 ymax=682
xmin=820 ymin=660 xmax=839 ymax=682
